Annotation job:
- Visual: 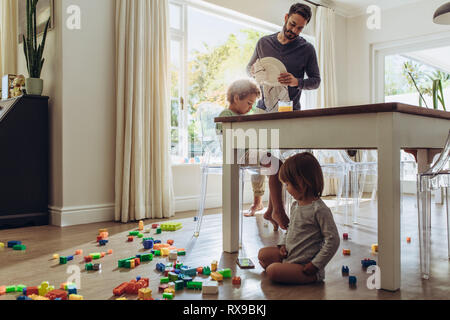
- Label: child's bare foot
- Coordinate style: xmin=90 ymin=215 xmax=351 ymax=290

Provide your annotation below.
xmin=244 ymin=203 xmax=264 ymax=217
xmin=263 ymin=210 xmax=279 ymax=231
xmin=272 ymin=210 xmax=290 ymax=230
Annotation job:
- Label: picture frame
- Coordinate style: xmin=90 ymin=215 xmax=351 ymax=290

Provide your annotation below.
xmin=18 ymin=0 xmax=55 ymax=44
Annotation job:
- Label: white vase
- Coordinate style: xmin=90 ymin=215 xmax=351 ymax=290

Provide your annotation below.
xmin=25 ymin=78 xmax=43 ymax=96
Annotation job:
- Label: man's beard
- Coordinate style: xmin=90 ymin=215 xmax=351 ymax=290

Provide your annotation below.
xmin=283 ymin=23 xmax=297 ymax=40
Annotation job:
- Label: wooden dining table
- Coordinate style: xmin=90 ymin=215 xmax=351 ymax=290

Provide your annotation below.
xmin=216 ymin=102 xmax=450 ymax=291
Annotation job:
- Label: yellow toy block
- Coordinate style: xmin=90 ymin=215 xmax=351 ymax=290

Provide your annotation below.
xmin=29 ymin=294 xmax=50 ymax=300
xmin=116 ymin=297 xmax=128 ymax=300
xmin=161 ymin=248 xmax=170 ymax=256
xmin=53 ymin=253 xmax=59 ymax=260
xmin=69 ymin=294 xmax=84 ymax=300
xmin=0 ymin=242 xmax=4 ymax=249
xmin=38 ymin=281 xmax=54 ymax=296
xmin=164 ymin=287 xmax=175 ymax=296
xmin=139 ymin=220 xmax=144 ymax=231
xmin=211 ymin=260 xmax=218 ymax=272
xmin=138 ymin=288 xmax=152 ymax=300
xmin=130 ymin=259 xmax=135 ymax=269
xmin=371 ymin=244 xmax=378 ymax=253
xmin=211 ymin=272 xmax=223 ymax=282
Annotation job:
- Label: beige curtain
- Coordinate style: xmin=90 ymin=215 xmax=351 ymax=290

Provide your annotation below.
xmin=0 ymin=0 xmax=18 ymax=79
xmin=315 ymin=6 xmax=339 ymax=196
xmin=115 ymin=0 xmax=174 ymax=223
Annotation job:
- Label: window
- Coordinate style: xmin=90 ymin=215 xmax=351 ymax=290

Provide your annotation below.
xmin=169 ymin=0 xmax=316 ymax=164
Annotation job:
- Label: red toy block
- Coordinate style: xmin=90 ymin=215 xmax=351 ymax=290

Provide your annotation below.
xmin=343 ymin=233 xmax=349 ymax=240
xmin=125 ymin=281 xmax=139 ymax=295
xmin=113 ymin=282 xmax=128 ymax=296
xmin=197 ymin=267 xmax=203 ymax=274
xmin=45 ymin=289 xmax=68 ymax=300
xmin=167 ymin=239 xmax=174 ymax=245
xmin=97 ymin=236 xmax=103 ymax=242
xmin=343 ymin=249 xmax=351 ymax=256
xmin=84 ymin=256 xmax=93 ymax=263
xmin=232 ymin=276 xmax=241 ymax=285
xmin=128 ymin=236 xmax=134 ymax=242
xmin=25 ymin=286 xmax=39 ymax=296
xmin=158 ymin=284 xmax=169 ymax=293
xmin=134 ymin=258 xmax=141 ymax=266
xmin=152 ymin=224 xmax=159 ymax=229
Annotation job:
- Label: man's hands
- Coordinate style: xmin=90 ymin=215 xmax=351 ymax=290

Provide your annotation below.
xmin=303 ymin=262 xmax=319 ymax=276
xmin=279 ymin=245 xmax=288 ymax=259
xmin=278 ymin=72 xmax=299 ymax=87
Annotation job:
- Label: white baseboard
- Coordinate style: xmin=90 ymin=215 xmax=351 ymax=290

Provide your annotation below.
xmin=49 ymin=204 xmax=115 ymax=227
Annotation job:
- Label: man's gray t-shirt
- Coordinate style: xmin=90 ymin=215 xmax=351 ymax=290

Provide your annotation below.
xmin=278 ymin=198 xmax=340 ymax=281
xmin=247 ymin=33 xmax=321 ymax=111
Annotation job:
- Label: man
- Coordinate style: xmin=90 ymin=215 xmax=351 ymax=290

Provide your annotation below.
xmin=247 ymin=3 xmax=321 ymax=111
xmin=245 ymin=3 xmax=321 ymax=229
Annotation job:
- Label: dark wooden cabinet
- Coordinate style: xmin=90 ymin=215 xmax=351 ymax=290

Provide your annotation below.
xmin=0 ymin=95 xmax=49 ymax=229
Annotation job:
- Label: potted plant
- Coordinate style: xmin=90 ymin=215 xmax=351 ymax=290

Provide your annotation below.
xmin=23 ymin=0 xmax=51 ymax=96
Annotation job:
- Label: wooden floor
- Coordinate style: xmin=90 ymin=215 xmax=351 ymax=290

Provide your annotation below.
xmin=0 ymin=194 xmax=449 ymax=300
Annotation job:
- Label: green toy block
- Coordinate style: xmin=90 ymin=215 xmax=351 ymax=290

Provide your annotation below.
xmin=6 ymin=286 xmax=15 ymax=293
xmin=90 ymin=253 xmax=101 ymax=259
xmin=85 ymin=263 xmax=93 ymax=271
xmin=176 ymin=263 xmax=183 ymax=269
xmin=166 ymin=263 xmax=173 ymax=268
xmin=168 ymin=272 xmax=178 ymax=282
xmin=129 ymin=231 xmax=139 ymax=236
xmin=142 ymin=237 xmax=154 ymax=243
xmin=202 ymin=266 xmax=211 ymax=275
xmin=140 ymin=253 xmax=153 ymax=262
xmin=59 ymin=256 xmax=67 ymax=264
xmin=13 ymin=244 xmax=26 ymax=251
xmin=160 ymin=222 xmax=182 ymax=231
xmin=160 ymin=277 xmax=169 ymax=284
xmin=125 ymin=260 xmax=132 ymax=268
xmin=162 ymin=292 xmax=174 ymax=300
xmin=154 ymin=250 xmax=161 ymax=256
xmin=177 ymin=251 xmax=186 ymax=256
xmin=16 ymin=285 xmax=26 ymax=292
xmin=218 ymin=268 xmax=232 ymax=278
xmin=118 ymin=259 xmax=127 ymax=268
xmin=174 ymin=280 xmax=184 ymax=291
xmin=137 ymin=233 xmax=144 ymax=238
xmin=156 ymin=228 xmax=162 ymax=234
xmin=186 ymin=281 xmax=202 ymax=290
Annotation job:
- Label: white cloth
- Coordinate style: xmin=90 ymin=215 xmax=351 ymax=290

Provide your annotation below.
xmin=115 ymin=0 xmax=174 ymax=222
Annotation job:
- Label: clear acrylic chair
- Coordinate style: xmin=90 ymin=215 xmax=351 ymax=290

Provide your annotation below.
xmin=193 ymin=103 xmax=261 ymax=246
xmin=417 ymin=130 xmax=450 ymax=280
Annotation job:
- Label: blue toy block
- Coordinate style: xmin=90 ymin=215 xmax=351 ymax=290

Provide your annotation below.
xmin=66 ymin=255 xmax=74 ymax=261
xmin=154 ymin=240 xmax=161 ymax=244
xmin=180 ymin=267 xmax=197 ymax=277
xmin=54 ymin=298 xmax=62 ymax=301
xmin=342 ymin=266 xmax=349 ymax=275
xmin=17 ymin=296 xmax=32 ymax=300
xmin=99 ymin=239 xmax=109 ymax=246
xmin=22 ymin=288 xmax=27 ymax=295
xmin=143 ymin=239 xmax=154 ymax=250
xmin=361 ymin=259 xmax=377 ymax=268
xmin=156 ymin=262 xmax=166 ymax=272
xmin=7 ymin=241 xmax=21 ymax=248
xmin=174 ymin=269 xmax=180 ymax=274
xmin=349 ymin=276 xmax=357 ymax=286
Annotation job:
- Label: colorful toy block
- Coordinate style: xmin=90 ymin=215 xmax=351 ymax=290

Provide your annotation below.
xmin=343 ymin=249 xmax=351 ymax=256
xmin=75 ymin=249 xmax=83 ymax=255
xmin=343 ymin=233 xmax=349 ymax=240
xmin=361 ymin=259 xmax=377 ymax=268
xmin=169 ymin=250 xmax=178 ymax=260
xmin=139 ymin=220 xmax=144 ymax=231
xmin=174 ymin=280 xmax=184 ymax=291
xmin=218 ymin=268 xmax=232 ymax=278
xmin=342 ymin=266 xmax=349 ymax=276
xmin=160 ymin=222 xmax=183 ymax=231
xmin=407 ymin=237 xmax=411 ymax=243
xmin=138 ymin=288 xmax=152 ymax=300
xmin=38 ymin=282 xmax=54 ymax=296
xmin=163 ymin=292 xmax=174 ymax=300
xmin=211 ymin=272 xmax=223 ymax=282
xmin=211 ymin=260 xmax=218 ymax=272
xmin=143 ymin=239 xmax=154 ymax=250
xmin=371 ymin=244 xmax=379 ymax=253
xmin=187 ymin=281 xmax=202 ymax=290
xmin=167 ymin=239 xmax=174 ymax=245
xmin=84 ymin=256 xmax=92 ymax=263
xmin=13 ymin=244 xmax=26 ymax=251
xmin=202 ymin=266 xmax=211 ymax=275
xmin=203 ymin=280 xmax=219 ymax=295
xmin=7 ymin=241 xmax=21 ymax=248
xmin=160 ymin=277 xmax=170 ymax=284
xmin=349 ymin=276 xmax=357 ymax=287
xmin=99 ymin=239 xmax=108 ymax=246
xmin=158 ymin=284 xmax=169 ymax=293
xmin=45 ymin=289 xmax=68 ymax=300
xmin=232 ymin=277 xmax=241 ymax=285
xmin=152 ymin=224 xmax=159 ymax=229
xmin=60 ymin=256 xmax=67 ymax=264
xmin=156 ymin=227 xmax=162 ymax=234
xmin=69 ymin=294 xmax=83 ymax=300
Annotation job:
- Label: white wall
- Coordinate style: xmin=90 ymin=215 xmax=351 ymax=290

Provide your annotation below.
xmin=344 ymin=0 xmax=450 ymax=106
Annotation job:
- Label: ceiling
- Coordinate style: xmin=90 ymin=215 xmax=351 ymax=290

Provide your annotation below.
xmin=316 ymin=0 xmax=426 ymax=18
xmin=403 ymin=46 xmax=450 ymax=74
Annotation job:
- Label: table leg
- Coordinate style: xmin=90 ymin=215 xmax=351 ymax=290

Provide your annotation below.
xmin=377 ymin=132 xmax=401 ymax=291
xmin=222 ymin=149 xmax=240 ymax=253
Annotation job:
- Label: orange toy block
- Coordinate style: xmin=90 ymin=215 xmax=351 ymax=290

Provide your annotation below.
xmin=99 ymin=228 xmax=108 ymax=234
xmin=0 ymin=286 xmax=6 ymax=295
xmin=113 ymin=282 xmax=128 ymax=296
xmin=167 ymin=239 xmax=174 ymax=245
xmin=101 ymin=252 xmax=106 ymax=258
xmin=177 ymin=248 xmax=185 ymax=252
xmin=197 ymin=267 xmax=203 ymax=274
xmin=168 ymin=246 xmax=177 ymax=251
xmin=107 ymin=249 xmax=113 ymax=255
xmin=232 ymin=277 xmax=241 ymax=285
xmin=406 ymin=237 xmax=411 ymax=243
xmin=211 ymin=272 xmax=223 ymax=281
xmin=128 ymin=236 xmax=134 ymax=242
xmin=75 ymin=249 xmax=83 ymax=255
xmin=343 ymin=249 xmax=351 ymax=256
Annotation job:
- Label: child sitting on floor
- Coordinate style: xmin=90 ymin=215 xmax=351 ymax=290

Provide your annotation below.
xmin=258 ymin=152 xmax=340 ymax=284
xmin=216 ymin=79 xmax=289 ymax=230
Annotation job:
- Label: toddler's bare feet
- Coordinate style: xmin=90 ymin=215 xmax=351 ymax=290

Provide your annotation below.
xmin=244 ymin=203 xmax=264 ymax=217
xmin=272 ymin=210 xmax=289 ymax=230
xmin=263 ymin=209 xmax=279 ymax=231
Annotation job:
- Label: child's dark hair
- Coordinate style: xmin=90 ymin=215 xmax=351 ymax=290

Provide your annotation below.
xmin=289 ymin=3 xmax=312 ymax=23
xmin=279 ymin=152 xmax=324 ymax=198
xmin=227 ymin=79 xmax=261 ymax=104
